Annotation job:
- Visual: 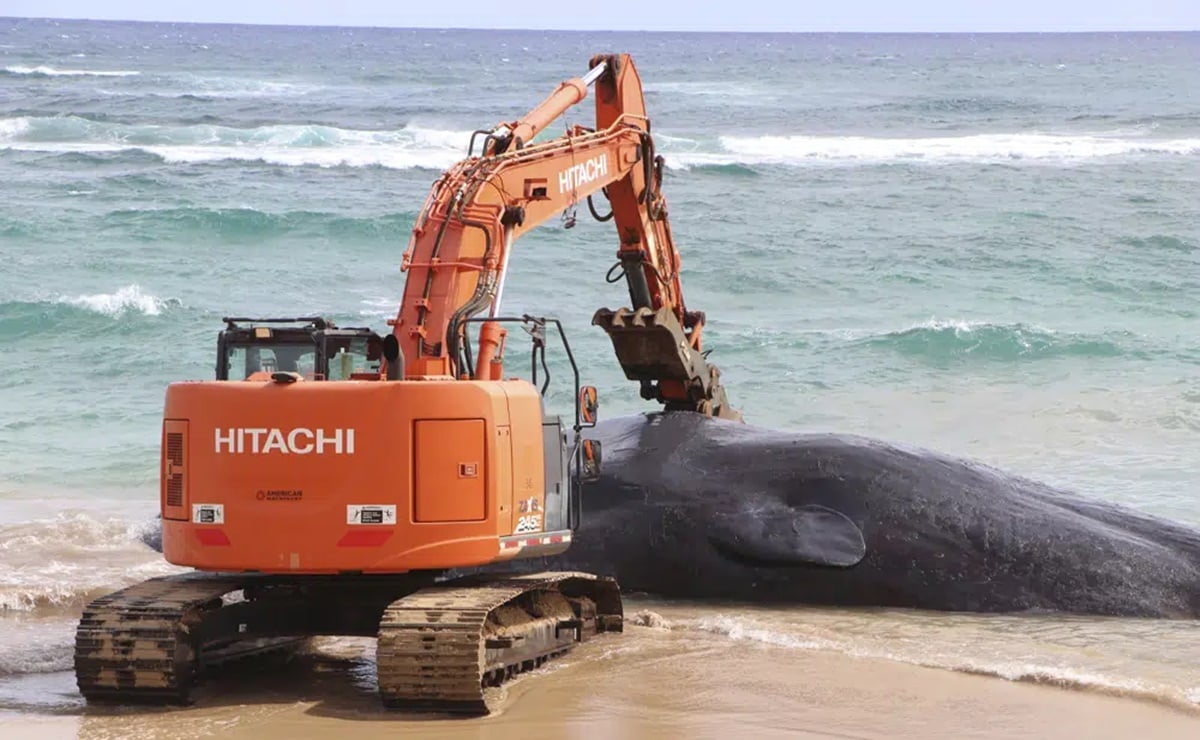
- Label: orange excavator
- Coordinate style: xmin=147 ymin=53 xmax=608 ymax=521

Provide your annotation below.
xmin=74 ymin=53 xmax=739 ymax=714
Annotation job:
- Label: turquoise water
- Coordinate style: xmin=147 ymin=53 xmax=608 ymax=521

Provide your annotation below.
xmin=0 ymin=19 xmax=1198 ymax=704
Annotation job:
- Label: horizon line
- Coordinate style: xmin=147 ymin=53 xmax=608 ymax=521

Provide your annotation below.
xmin=3 ymin=15 xmax=1198 ymax=35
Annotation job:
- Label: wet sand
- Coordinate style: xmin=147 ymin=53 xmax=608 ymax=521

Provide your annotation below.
xmin=3 ymin=620 xmax=1198 ymax=740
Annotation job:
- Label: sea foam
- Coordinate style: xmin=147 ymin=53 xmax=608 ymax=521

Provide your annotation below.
xmin=689 ymin=614 xmax=1200 ymax=712
xmin=57 ymin=284 xmax=171 ymax=317
xmin=3 ymin=65 xmax=140 ymax=77
xmin=672 ymin=132 xmax=1200 ymax=168
xmin=0 ymin=512 xmax=180 ymax=616
xmin=0 ymin=115 xmax=470 ymax=170
xmin=4 ymin=115 xmax=1197 ymax=170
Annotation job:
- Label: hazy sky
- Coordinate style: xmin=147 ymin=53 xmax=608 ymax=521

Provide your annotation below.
xmin=4 ymin=0 xmax=1199 ymax=32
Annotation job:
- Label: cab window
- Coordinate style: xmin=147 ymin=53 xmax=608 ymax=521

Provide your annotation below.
xmin=325 ymin=337 xmax=377 ymax=380
xmin=225 ymin=343 xmax=317 ymax=380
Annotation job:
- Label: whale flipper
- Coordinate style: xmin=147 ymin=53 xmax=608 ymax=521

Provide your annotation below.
xmin=709 ymin=503 xmax=866 ymax=568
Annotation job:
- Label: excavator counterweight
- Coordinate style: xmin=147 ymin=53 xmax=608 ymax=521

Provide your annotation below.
xmin=74 ymin=52 xmax=738 ymax=714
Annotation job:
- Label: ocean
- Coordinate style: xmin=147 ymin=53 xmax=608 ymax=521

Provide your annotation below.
xmin=0 ymin=17 xmax=1198 ymax=729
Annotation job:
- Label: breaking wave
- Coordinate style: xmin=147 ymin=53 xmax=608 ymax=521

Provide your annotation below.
xmin=0 ymin=512 xmax=179 ymax=617
xmin=0 ymin=287 xmax=180 ymax=340
xmin=4 ymin=116 xmax=1197 ymax=170
xmin=667 ymin=132 xmax=1200 ymax=168
xmin=0 ymin=624 xmax=77 ymax=675
xmin=2 ymin=65 xmax=141 ymax=78
xmin=0 ymin=511 xmax=174 ymax=677
xmin=854 ymin=319 xmax=1131 ymax=362
xmin=57 ymin=284 xmax=174 ymax=317
xmin=359 ymin=296 xmax=401 ymax=318
xmin=172 ymin=76 xmax=325 ymax=99
xmin=0 ymin=115 xmax=470 ymax=170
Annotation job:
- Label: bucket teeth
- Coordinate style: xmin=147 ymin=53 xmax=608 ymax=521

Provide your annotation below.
xmin=595 ymin=306 xmax=673 ymax=328
xmin=630 ymin=307 xmax=656 ymax=328
xmin=593 ymin=306 xmax=659 ymax=329
xmin=593 ymin=306 xmax=671 ymax=330
xmin=593 ymin=306 xmax=689 ymax=381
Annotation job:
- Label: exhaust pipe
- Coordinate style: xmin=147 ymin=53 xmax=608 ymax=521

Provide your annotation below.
xmin=383 ymin=334 xmax=405 ymax=380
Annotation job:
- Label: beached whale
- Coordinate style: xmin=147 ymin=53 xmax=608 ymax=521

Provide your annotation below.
xmin=487 ymin=412 xmax=1200 ymax=618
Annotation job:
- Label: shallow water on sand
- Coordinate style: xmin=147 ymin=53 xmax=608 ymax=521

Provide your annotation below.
xmin=2 ymin=597 xmax=1199 ymax=739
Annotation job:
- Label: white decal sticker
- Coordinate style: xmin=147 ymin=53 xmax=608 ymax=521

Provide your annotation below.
xmin=347 ymin=504 xmax=397 ymax=525
xmin=515 ymin=514 xmax=542 ymax=534
xmin=192 ymin=503 xmax=225 ymax=524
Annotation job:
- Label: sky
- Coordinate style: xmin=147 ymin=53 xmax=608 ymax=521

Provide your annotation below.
xmin=3 ymin=0 xmax=1199 ymax=33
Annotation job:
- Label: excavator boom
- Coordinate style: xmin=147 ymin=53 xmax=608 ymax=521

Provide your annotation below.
xmin=393 ymin=53 xmax=740 ymax=420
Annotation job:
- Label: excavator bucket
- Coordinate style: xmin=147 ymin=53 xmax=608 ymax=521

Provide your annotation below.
xmin=592 ymin=306 xmax=742 ymax=422
xmin=592 ymin=306 xmax=706 ymax=385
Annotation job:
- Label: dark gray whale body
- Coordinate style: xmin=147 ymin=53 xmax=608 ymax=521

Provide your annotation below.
xmin=488 ymin=412 xmax=1200 ymax=618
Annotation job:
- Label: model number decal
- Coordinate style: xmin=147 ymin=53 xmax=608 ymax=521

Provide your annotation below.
xmin=515 ymin=514 xmax=542 ymax=534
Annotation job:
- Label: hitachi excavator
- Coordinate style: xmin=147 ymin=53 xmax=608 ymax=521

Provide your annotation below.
xmin=74 ymin=53 xmax=739 ymax=714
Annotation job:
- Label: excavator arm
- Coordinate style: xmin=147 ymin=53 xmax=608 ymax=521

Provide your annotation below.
xmin=390 ymin=54 xmax=740 ymax=421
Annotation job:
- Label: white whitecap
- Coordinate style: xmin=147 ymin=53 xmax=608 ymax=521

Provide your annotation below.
xmin=4 ymin=65 xmax=140 ymax=77
xmin=669 ymin=132 xmax=1200 ymax=168
xmin=0 ymin=116 xmax=473 ymax=171
xmin=5 ymin=113 xmax=1193 ymax=172
xmin=58 ymin=284 xmax=167 ymax=317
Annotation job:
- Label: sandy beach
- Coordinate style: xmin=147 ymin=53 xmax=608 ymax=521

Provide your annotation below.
xmin=3 ymin=603 xmax=1199 ymax=740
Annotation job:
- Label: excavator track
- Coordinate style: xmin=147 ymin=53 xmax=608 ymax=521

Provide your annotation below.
xmin=73 ymin=572 xmax=298 ymax=704
xmin=75 ymin=570 xmax=621 ymax=714
xmin=376 ymin=571 xmax=622 ymax=714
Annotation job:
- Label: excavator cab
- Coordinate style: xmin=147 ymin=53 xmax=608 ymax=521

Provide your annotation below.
xmin=215 ymin=316 xmax=383 ymax=381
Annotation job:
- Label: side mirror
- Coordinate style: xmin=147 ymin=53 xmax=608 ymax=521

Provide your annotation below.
xmin=580 ymin=439 xmax=602 ymax=483
xmin=579 ymin=385 xmax=599 ymax=426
